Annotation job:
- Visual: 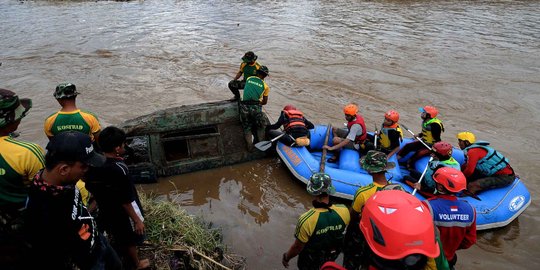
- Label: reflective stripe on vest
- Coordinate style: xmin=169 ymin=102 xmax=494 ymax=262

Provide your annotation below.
xmin=421 ymin=118 xmax=444 ymax=144
xmin=346 ymin=114 xmax=367 ymax=143
xmin=283 ymin=109 xmax=307 ymax=132
xmin=464 ymin=141 xmax=509 ymax=176
xmin=424 ymin=197 xmax=475 ymax=227
xmin=379 ymin=125 xmax=403 ymax=150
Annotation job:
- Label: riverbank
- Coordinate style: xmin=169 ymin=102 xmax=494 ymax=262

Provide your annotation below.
xmin=139 ymin=193 xmax=245 ymax=270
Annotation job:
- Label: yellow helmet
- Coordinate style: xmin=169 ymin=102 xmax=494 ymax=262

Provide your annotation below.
xmin=456 ymin=131 xmax=476 ymax=143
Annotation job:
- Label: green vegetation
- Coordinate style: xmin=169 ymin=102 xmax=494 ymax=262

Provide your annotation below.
xmin=139 ymin=193 xmax=245 ymax=270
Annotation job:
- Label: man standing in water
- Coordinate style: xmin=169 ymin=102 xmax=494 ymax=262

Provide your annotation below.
xmin=44 ymin=83 xmax=101 ymax=142
xmin=228 ymin=51 xmax=262 ymax=100
xmin=239 ymin=66 xmax=270 ymax=151
xmin=282 ymin=174 xmax=350 ymax=269
xmin=0 ymin=89 xmax=45 ymax=269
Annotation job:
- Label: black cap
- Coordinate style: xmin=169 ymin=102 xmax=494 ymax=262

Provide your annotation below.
xmin=46 ymin=131 xmax=105 ymax=167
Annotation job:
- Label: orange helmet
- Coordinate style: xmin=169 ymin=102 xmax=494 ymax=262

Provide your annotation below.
xmin=283 ymin=104 xmax=297 ymax=111
xmin=384 ymin=110 xmax=400 ymax=122
xmin=432 ymin=141 xmax=453 ymax=157
xmin=432 ymin=167 xmax=467 ymax=193
xmin=343 ymin=103 xmax=358 ymax=116
xmin=360 ymin=190 xmax=439 ymax=260
xmin=419 ymin=106 xmax=438 ymax=118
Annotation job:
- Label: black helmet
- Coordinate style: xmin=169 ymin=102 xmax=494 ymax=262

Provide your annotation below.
xmin=257 ymin=65 xmax=269 ymax=76
xmin=242 ymin=51 xmax=258 ymax=63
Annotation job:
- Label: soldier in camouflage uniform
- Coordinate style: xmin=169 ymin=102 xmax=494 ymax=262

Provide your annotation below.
xmin=44 ymin=83 xmax=101 ymax=142
xmin=228 ymin=51 xmax=262 ymax=100
xmin=0 ymin=89 xmax=45 ymax=269
xmin=239 ymin=66 xmax=270 ymax=151
xmin=282 ymin=172 xmax=350 ymax=270
xmin=343 ymin=150 xmax=397 ymax=270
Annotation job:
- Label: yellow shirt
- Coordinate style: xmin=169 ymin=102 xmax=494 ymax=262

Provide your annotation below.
xmin=44 ymin=109 xmax=101 ymax=141
xmin=295 ymin=204 xmax=350 ymax=243
xmin=351 ymin=182 xmax=386 ymax=213
xmin=0 ymin=136 xmax=45 ymax=206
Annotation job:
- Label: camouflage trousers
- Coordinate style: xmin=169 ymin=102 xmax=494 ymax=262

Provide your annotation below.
xmin=228 ymin=80 xmax=246 ymax=99
xmin=239 ymin=103 xmax=266 ymax=139
xmin=342 ymin=223 xmax=368 ymax=270
xmin=297 ymin=248 xmax=341 ymax=270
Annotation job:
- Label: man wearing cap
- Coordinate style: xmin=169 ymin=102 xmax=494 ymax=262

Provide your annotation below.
xmin=0 ymin=89 xmax=45 ymax=268
xmin=24 ymin=131 xmax=121 ymax=269
xmin=282 ymin=173 xmax=350 ymax=269
xmin=44 ymin=83 xmax=101 ymax=142
xmin=343 ymin=150 xmax=396 ymax=270
xmin=228 ymin=51 xmax=262 ymax=100
xmin=457 ymin=131 xmax=515 ymax=194
xmin=239 ymin=66 xmax=270 ymax=151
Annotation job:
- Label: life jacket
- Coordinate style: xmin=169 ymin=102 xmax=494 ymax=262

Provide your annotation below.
xmin=421 ymin=118 xmax=444 ymax=145
xmin=464 ymin=141 xmax=510 ymax=176
xmin=379 ymin=123 xmax=403 ymax=150
xmin=424 ymin=197 xmax=475 ymax=228
xmin=424 ymin=158 xmax=461 ymax=191
xmin=347 ymin=114 xmax=367 ymax=144
xmin=283 ymin=109 xmax=307 ymax=132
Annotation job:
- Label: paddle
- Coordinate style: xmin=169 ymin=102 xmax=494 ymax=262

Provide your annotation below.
xmin=400 ymin=123 xmax=432 ymax=151
xmin=254 ymin=133 xmax=286 ymax=151
xmin=311 ymin=124 xmax=332 ymax=179
xmin=373 ymin=124 xmax=378 ymax=149
xmin=412 ymin=156 xmax=433 ymax=196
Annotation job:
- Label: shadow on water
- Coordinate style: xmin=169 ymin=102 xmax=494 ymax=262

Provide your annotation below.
xmin=476 ymin=219 xmax=521 ymax=254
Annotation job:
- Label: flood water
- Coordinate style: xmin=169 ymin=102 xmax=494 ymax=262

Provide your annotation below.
xmin=1 ymin=0 xmax=539 ymax=269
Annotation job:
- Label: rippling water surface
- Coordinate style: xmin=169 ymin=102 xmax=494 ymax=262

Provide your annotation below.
xmin=1 ymin=0 xmax=539 ymax=269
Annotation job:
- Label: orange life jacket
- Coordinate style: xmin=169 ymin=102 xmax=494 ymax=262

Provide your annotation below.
xmin=283 ymin=109 xmax=307 ymax=132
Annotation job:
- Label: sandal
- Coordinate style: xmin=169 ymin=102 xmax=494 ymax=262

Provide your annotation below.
xmin=327 ymin=156 xmax=339 ymax=163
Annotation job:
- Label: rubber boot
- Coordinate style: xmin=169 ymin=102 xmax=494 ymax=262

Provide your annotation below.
xmin=244 ymin=132 xmax=254 ymax=152
xmin=255 ymin=128 xmax=266 ymax=145
xmin=228 ymin=80 xmax=241 ymax=100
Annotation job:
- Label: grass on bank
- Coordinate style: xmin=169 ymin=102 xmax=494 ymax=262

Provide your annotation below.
xmin=139 ymin=193 xmax=246 ymax=270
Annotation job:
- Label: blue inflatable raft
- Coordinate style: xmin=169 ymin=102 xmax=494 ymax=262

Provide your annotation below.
xmin=276 ymin=125 xmax=531 ymax=230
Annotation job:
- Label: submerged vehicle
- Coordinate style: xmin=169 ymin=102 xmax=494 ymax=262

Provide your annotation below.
xmin=121 ymin=100 xmax=268 ymax=183
xmin=277 ymin=125 xmax=531 ymax=230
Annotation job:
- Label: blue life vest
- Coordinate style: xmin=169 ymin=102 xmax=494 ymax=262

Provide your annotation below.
xmin=465 ymin=141 xmax=509 ymax=176
xmin=424 ymin=197 xmax=475 ymax=228
xmin=424 ymin=158 xmax=460 ymax=191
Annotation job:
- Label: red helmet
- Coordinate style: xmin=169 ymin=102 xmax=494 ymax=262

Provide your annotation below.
xmin=283 ymin=104 xmax=297 ymax=111
xmin=432 ymin=167 xmax=467 ymax=193
xmin=420 ymin=106 xmax=438 ymax=118
xmin=384 ymin=110 xmax=400 ymax=122
xmin=432 ymin=141 xmax=453 ymax=157
xmin=360 ymin=190 xmax=439 ymax=260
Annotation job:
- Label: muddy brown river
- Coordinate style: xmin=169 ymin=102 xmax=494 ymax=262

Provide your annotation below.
xmin=1 ymin=0 xmax=539 ymax=269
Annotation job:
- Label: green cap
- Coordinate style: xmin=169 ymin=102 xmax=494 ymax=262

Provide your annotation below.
xmin=307 ymin=173 xmax=335 ymax=196
xmin=0 ymin=89 xmax=32 ymax=129
xmin=360 ymin=150 xmax=395 ymax=174
xmin=241 ymin=51 xmax=257 ymax=63
xmin=257 ymin=65 xmax=269 ymax=76
xmin=54 ymin=83 xmax=79 ymax=99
